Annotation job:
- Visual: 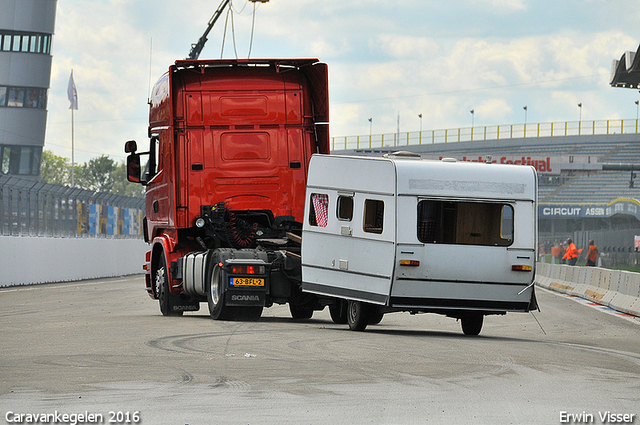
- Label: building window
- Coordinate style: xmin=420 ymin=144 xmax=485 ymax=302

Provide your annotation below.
xmin=417 ymin=200 xmax=514 ymax=246
xmin=0 ymin=145 xmax=42 ymax=176
xmin=0 ymin=32 xmax=51 ymax=54
xmin=0 ymin=86 xmax=47 ymax=109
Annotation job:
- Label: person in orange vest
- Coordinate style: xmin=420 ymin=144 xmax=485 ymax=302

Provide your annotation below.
xmin=551 ymin=240 xmax=563 ymax=264
xmin=586 ymin=239 xmax=598 ymax=267
xmin=562 ymin=238 xmax=581 ymax=266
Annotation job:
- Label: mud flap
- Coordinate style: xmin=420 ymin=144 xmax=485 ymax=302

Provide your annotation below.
xmin=528 ymin=287 xmax=540 ymax=312
xmin=225 ymin=291 xmax=266 ymax=307
xmin=171 ymin=299 xmax=200 ymax=313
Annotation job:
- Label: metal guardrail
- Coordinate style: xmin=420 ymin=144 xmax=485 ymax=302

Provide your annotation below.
xmin=0 ymin=175 xmax=144 ymax=238
xmin=331 ymin=119 xmax=640 ymax=151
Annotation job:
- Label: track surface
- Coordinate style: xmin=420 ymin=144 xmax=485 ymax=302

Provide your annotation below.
xmin=1 ymin=275 xmax=639 ymax=424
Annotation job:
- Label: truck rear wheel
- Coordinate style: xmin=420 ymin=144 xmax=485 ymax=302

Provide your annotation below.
xmin=461 ymin=314 xmax=484 ymax=336
xmin=207 ymin=262 xmax=231 ymax=320
xmin=368 ymin=311 xmax=384 ymax=325
xmin=347 ymin=301 xmax=371 ymax=331
xmin=155 ymin=255 xmax=183 ymax=316
xmin=289 ymin=304 xmax=314 ymax=320
xmin=329 ymin=299 xmax=348 ymax=324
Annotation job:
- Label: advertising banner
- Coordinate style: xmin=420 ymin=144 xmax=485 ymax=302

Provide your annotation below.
xmin=539 ymin=198 xmax=640 ymax=220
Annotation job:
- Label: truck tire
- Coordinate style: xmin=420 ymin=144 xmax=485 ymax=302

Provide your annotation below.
xmin=155 ymin=255 xmax=183 ymax=316
xmin=289 ymin=304 xmax=314 ymax=320
xmin=461 ymin=314 xmax=484 ymax=336
xmin=329 ymin=299 xmax=348 ymax=324
xmin=368 ymin=311 xmax=384 ymax=325
xmin=207 ymin=261 xmax=231 ymax=320
xmin=347 ymin=300 xmax=371 ymax=331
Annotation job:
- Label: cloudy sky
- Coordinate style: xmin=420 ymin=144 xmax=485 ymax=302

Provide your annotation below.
xmin=45 ymin=0 xmax=640 ymax=164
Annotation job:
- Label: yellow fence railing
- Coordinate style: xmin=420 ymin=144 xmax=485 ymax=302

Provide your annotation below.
xmin=330 ymin=119 xmax=640 ymax=151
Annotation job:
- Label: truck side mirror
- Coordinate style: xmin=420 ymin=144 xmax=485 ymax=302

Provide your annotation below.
xmin=124 ymin=140 xmax=138 ymax=153
xmin=126 ymin=154 xmax=142 ymax=183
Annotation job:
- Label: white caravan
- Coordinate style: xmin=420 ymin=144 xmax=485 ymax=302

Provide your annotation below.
xmin=301 ymin=153 xmax=538 ymax=335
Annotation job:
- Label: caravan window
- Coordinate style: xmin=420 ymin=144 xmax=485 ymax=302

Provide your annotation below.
xmin=337 ymin=195 xmax=354 ymax=221
xmin=309 ymin=193 xmax=329 ymax=227
xmin=363 ymin=199 xmax=384 ymax=234
xmin=417 ymin=200 xmax=513 ymax=246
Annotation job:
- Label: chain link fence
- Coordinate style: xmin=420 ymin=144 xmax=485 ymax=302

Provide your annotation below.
xmin=0 ymin=175 xmax=144 ymax=238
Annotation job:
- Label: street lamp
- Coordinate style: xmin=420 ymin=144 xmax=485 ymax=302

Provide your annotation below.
xmin=578 ymin=103 xmax=583 ymax=134
xmin=578 ymin=103 xmax=582 ymax=121
xmin=523 ymin=105 xmax=528 ymax=137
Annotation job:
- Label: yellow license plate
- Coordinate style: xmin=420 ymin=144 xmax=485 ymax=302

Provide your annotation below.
xmin=231 ymin=277 xmax=265 ymax=287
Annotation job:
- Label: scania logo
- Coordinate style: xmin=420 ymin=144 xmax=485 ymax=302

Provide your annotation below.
xmin=231 ymin=295 xmax=260 ymax=301
xmin=172 ymin=305 xmax=199 ymax=311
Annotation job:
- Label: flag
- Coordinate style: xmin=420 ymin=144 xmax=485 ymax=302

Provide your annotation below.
xmin=67 ymin=70 xmax=78 ymax=110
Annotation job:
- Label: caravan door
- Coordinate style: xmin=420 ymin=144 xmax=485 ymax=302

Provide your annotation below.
xmin=301 ymin=155 xmax=397 ymax=305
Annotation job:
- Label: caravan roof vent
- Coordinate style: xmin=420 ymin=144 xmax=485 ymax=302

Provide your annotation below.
xmin=384 ymin=151 xmax=421 ymax=159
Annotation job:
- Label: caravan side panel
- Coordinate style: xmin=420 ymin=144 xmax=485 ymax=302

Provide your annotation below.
xmin=391 ymin=161 xmax=537 ymax=313
xmin=301 ymin=155 xmax=397 ymax=304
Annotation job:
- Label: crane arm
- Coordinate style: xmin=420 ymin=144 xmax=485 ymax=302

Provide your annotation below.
xmin=187 ymin=0 xmax=232 ymax=60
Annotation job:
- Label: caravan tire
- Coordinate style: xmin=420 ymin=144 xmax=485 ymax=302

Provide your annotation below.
xmin=347 ymin=301 xmax=371 ymax=331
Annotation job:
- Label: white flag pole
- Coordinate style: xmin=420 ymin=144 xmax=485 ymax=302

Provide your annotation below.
xmin=71 ymin=99 xmax=75 ymax=187
xmin=67 ymin=70 xmax=78 ymax=187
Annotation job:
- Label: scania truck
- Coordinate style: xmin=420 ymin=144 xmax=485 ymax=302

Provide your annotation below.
xmin=125 ymin=58 xmax=329 ymax=320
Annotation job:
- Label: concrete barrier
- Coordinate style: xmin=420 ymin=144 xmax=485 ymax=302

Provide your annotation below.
xmin=535 ymin=262 xmax=640 ymax=317
xmin=0 ymin=235 xmax=148 ymax=287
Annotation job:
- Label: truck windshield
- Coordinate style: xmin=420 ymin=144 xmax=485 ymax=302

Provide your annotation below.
xmin=417 ymin=200 xmax=513 ymax=246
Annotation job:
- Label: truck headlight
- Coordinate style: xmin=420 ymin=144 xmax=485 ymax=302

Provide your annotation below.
xmin=195 ymin=217 xmax=206 ymax=228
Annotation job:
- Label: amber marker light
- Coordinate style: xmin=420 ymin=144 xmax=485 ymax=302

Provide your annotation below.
xmin=512 ymin=265 xmax=532 ymax=272
xmin=400 ymin=260 xmax=420 ymax=266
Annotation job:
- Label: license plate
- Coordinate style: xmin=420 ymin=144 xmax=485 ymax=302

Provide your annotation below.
xmin=231 ymin=277 xmax=265 ymax=287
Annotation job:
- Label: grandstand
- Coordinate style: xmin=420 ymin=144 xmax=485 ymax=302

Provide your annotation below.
xmin=335 ymin=131 xmax=640 ymax=254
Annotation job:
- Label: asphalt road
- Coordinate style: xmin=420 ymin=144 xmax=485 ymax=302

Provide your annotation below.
xmin=1 ymin=275 xmax=639 ymax=425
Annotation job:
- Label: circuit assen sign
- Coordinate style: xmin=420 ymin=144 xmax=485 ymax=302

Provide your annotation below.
xmin=539 ymin=199 xmax=640 ymax=220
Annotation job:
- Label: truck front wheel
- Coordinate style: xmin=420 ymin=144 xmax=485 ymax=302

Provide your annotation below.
xmin=207 ymin=262 xmax=230 ymax=320
xmin=156 ymin=255 xmax=183 ymax=316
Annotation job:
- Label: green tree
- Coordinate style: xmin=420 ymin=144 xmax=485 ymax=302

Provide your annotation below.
xmin=111 ymin=162 xmax=145 ymax=197
xmin=40 ymin=150 xmax=71 ymax=185
xmin=39 ymin=150 xmax=143 ymax=197
xmin=75 ymin=155 xmax=116 ymax=193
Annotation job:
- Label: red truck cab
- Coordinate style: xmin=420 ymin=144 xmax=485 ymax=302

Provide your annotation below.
xmin=125 ymin=59 xmax=329 ymax=319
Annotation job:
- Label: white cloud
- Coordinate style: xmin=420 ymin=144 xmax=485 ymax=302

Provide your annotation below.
xmin=41 ymin=0 xmax=640 ymax=162
xmin=371 ymin=34 xmax=439 ymax=59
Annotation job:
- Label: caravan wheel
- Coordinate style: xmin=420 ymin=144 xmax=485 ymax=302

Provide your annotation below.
xmin=347 ymin=301 xmax=371 ymax=331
